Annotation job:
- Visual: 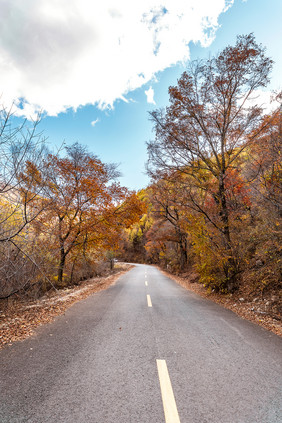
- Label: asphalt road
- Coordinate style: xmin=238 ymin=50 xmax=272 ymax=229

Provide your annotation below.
xmin=0 ymin=264 xmax=281 ymax=423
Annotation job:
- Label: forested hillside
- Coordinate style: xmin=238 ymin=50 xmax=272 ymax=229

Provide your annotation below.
xmin=120 ymin=35 xmax=281 ymax=309
xmin=0 ymin=110 xmax=144 ymax=300
xmin=0 ymin=34 xmax=280 ymax=317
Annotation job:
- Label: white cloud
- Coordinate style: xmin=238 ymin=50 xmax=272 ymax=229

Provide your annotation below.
xmin=91 ymin=118 xmax=100 ymax=127
xmin=145 ymin=87 xmax=156 ymax=105
xmin=245 ymin=90 xmax=281 ymax=113
xmin=0 ymin=0 xmax=233 ymax=118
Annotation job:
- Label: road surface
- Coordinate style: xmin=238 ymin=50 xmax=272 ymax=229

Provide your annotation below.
xmin=0 ymin=264 xmax=281 ymax=422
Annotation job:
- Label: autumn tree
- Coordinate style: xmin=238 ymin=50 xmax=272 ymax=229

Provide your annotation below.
xmin=0 ymin=104 xmax=54 ymax=299
xmin=247 ymin=103 xmax=282 ymax=217
xmin=148 ymin=180 xmax=189 ymax=271
xmin=241 ymin=104 xmax=282 ymax=294
xmin=34 ymin=143 xmax=144 ymax=286
xmin=147 ymin=34 xmax=273 ymax=291
xmin=117 ymin=190 xmax=151 ymax=263
xmin=0 ymin=104 xmax=48 ymax=244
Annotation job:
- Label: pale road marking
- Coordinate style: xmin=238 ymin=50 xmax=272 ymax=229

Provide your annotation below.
xmin=157 ymin=360 xmax=181 ymax=423
xmin=145 ymin=281 xmax=148 ymax=286
xmin=219 ymin=318 xmax=253 ymax=347
xmin=147 ymin=294 xmax=152 ymax=307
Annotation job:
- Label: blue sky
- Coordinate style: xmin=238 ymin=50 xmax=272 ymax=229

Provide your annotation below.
xmin=0 ymin=0 xmax=281 ymax=191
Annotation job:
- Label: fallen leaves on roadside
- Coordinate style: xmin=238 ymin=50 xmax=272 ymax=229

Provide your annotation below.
xmin=160 ymin=269 xmax=282 ymax=337
xmin=0 ymin=264 xmax=133 ymax=349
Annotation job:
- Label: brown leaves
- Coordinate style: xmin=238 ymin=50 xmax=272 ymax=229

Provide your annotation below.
xmin=0 ymin=264 xmax=133 ymax=349
xmin=160 ymin=268 xmax=282 ymax=337
xmin=25 ymin=143 xmax=142 ymax=286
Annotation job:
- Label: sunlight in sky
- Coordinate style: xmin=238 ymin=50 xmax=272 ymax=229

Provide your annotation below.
xmin=0 ymin=0 xmax=281 ymax=190
xmin=145 ymin=87 xmax=156 ymax=105
xmin=0 ymin=0 xmax=231 ymax=117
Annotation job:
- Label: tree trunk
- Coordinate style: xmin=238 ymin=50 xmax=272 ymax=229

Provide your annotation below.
xmin=70 ymin=257 xmax=77 ymax=285
xmin=58 ymin=245 xmax=66 ymax=286
xmin=218 ymin=178 xmax=238 ymax=292
xmin=110 ymin=258 xmax=114 ymax=270
xmin=179 ymin=238 xmax=187 ymax=271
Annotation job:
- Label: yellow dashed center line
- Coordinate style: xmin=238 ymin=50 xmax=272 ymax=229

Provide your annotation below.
xmin=147 ymin=294 xmax=152 ymax=307
xmin=157 ymin=359 xmax=181 ymax=423
xmin=145 ymin=281 xmax=148 ymax=286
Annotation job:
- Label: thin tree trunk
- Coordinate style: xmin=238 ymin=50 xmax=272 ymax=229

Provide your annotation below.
xmin=218 ymin=178 xmax=238 ymax=291
xmin=179 ymin=237 xmax=187 ymax=271
xmin=58 ymin=244 xmax=66 ymax=285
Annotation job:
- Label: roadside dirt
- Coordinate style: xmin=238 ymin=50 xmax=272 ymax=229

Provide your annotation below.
xmin=1 ymin=264 xmax=280 ymax=349
xmin=160 ymin=269 xmax=282 ymax=337
xmin=0 ymin=264 xmax=133 ymax=349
